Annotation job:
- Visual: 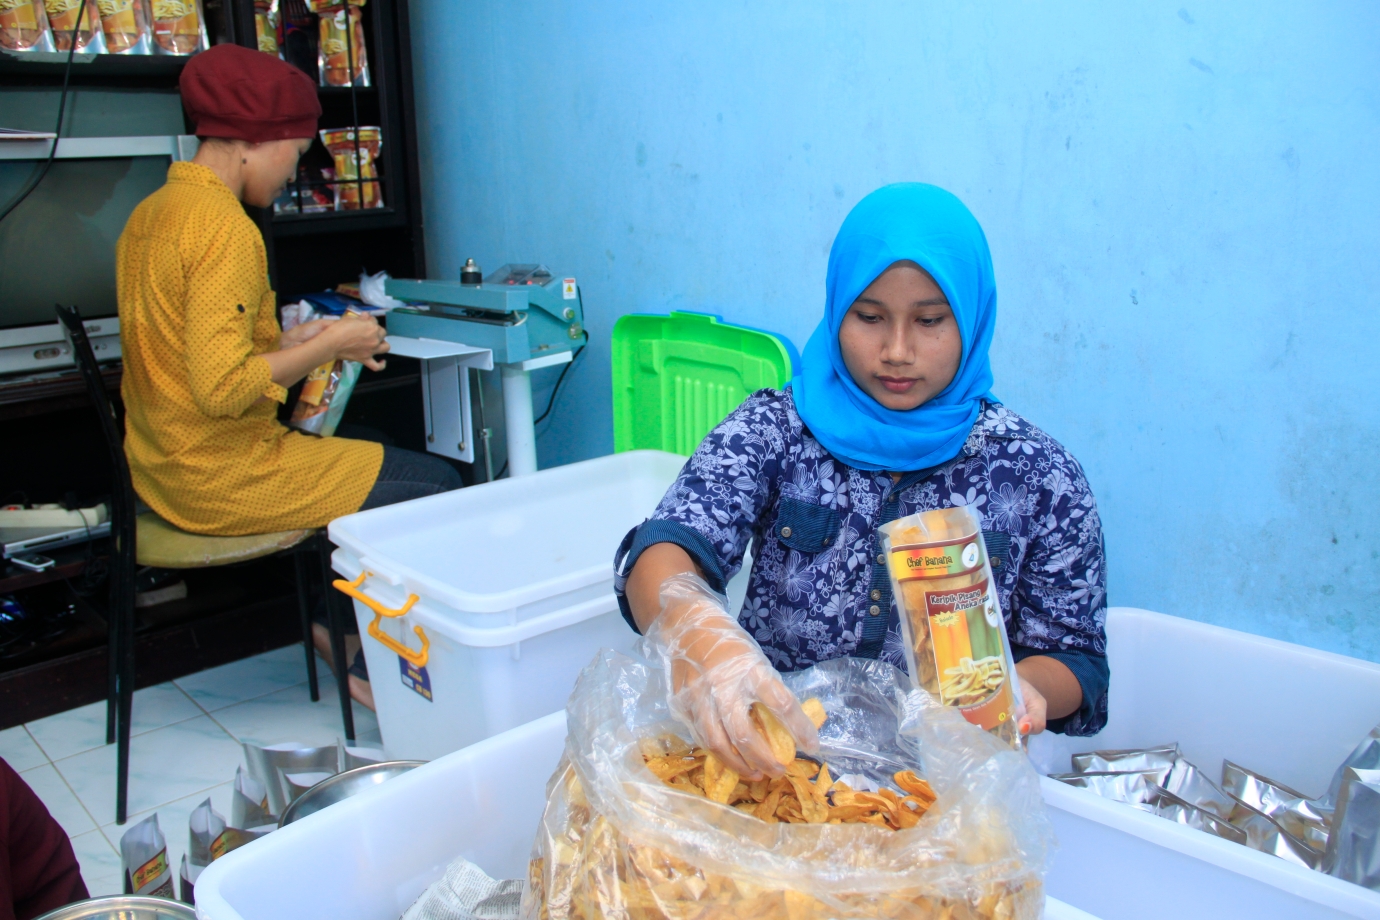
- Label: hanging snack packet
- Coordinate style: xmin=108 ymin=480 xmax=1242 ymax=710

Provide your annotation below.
xmin=307 ymin=0 xmax=367 ymax=87
xmin=96 ymin=0 xmax=151 ymax=52
xmin=120 ymin=813 xmax=174 ymax=898
xmin=150 ymin=0 xmax=205 ymax=54
xmin=44 ymin=0 xmax=105 ymax=51
xmin=320 ymin=127 xmax=383 ymax=210
xmin=252 ymin=0 xmax=277 ymax=54
xmin=879 ymin=506 xmax=1024 ymax=748
xmin=1 ymin=0 xmax=55 ymax=50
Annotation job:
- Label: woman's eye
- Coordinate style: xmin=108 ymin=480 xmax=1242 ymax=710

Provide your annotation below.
xmin=854 ymin=311 xmax=882 ymax=324
xmin=917 ymin=316 xmax=944 ymax=328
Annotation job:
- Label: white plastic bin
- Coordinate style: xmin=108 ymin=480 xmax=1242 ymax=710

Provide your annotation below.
xmin=327 ymin=449 xmax=688 ymax=761
xmin=195 ymin=710 xmax=1099 ymax=920
xmin=1029 ymin=607 xmax=1380 ymax=920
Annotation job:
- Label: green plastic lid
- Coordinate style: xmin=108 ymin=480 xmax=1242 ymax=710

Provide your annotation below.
xmin=611 ymin=311 xmax=797 ymax=455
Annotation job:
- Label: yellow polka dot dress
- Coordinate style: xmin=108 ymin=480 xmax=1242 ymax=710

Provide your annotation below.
xmin=116 ymin=162 xmax=382 ymax=536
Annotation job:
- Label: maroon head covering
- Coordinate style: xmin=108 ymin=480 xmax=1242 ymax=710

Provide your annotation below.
xmin=180 ymin=44 xmax=321 ymax=143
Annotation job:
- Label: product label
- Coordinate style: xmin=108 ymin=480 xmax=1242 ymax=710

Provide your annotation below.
xmin=131 ymin=849 xmax=169 ymax=892
xmin=921 ymin=577 xmax=1013 ymax=730
xmin=399 ymin=656 xmax=432 ymax=701
xmin=562 ymin=278 xmax=577 ymax=300
xmin=889 ymin=537 xmax=984 ymax=581
xmin=298 ymin=361 xmax=333 ymax=406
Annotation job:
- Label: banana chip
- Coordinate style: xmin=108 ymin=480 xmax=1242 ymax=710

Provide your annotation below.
xmin=801 ymin=697 xmax=827 ymax=730
xmin=751 ymin=703 xmax=799 ymax=765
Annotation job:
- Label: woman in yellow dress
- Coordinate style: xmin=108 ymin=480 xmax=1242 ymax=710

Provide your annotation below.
xmin=117 ymin=44 xmax=460 ymax=706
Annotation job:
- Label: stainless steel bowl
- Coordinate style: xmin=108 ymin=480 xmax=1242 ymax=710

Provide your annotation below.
xmin=278 ymin=760 xmax=425 ymax=826
xmin=34 ymin=896 xmax=196 ymax=920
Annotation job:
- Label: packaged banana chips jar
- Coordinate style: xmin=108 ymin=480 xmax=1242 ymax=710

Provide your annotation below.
xmin=96 ymin=0 xmax=152 ymax=53
xmin=0 ymin=0 xmax=55 ymax=52
xmin=880 ymin=506 xmax=1024 ymax=748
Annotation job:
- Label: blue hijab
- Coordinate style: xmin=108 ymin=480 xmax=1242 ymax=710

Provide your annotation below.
xmin=791 ymin=183 xmax=997 ymax=472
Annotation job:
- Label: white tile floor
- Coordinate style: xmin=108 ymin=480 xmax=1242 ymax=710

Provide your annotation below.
xmin=2 ymin=644 xmax=379 ymax=897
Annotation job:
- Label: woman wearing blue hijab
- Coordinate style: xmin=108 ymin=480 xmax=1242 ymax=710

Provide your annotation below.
xmin=615 ymin=184 xmax=1108 ymax=779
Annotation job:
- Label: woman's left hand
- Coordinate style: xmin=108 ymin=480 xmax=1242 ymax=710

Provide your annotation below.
xmin=279 ymin=317 xmax=336 ymax=349
xmin=1016 ymin=673 xmax=1047 ymax=736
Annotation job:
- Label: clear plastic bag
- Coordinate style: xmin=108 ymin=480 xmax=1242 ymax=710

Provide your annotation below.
xmin=524 ymin=652 xmax=1052 ymax=920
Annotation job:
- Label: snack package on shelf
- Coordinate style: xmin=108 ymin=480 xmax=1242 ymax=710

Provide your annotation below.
xmin=1 ymin=0 xmax=55 ymax=51
xmin=307 ymin=0 xmax=367 ymax=87
xmin=524 ymin=652 xmax=1052 ymax=920
xmin=320 ymin=127 xmax=383 ymax=210
xmin=44 ymin=0 xmax=106 ymax=51
xmin=150 ymin=0 xmax=205 ymax=54
xmin=879 ymin=506 xmax=1024 ymax=749
xmin=120 ymin=813 xmax=174 ymax=897
xmin=96 ymin=0 xmax=152 ymax=53
xmin=253 ymin=0 xmax=278 ymax=54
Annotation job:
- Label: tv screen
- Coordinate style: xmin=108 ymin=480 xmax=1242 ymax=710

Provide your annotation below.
xmin=0 ymin=155 xmax=170 ymax=330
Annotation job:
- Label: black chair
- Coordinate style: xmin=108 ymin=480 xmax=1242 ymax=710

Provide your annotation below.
xmin=56 ymin=303 xmax=358 ymax=824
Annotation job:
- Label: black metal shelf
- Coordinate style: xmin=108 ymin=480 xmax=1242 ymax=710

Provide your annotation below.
xmin=270 ymin=205 xmax=405 ymax=236
xmin=0 ymin=52 xmax=188 ymax=86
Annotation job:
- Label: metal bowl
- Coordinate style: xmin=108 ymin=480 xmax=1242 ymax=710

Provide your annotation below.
xmin=278 ymin=760 xmax=425 ymax=827
xmin=34 ymin=896 xmax=196 ymax=920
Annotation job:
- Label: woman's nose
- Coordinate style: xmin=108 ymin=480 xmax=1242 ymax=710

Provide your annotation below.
xmin=882 ymin=323 xmax=913 ymax=365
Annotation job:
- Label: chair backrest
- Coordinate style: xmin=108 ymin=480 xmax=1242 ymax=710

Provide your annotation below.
xmin=611 ymin=311 xmax=798 ymax=455
xmin=55 ymin=304 xmax=137 ymax=595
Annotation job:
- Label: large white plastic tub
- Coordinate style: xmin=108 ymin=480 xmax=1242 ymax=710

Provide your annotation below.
xmin=327 ymin=449 xmax=687 ymax=761
xmin=195 ymin=711 xmax=1098 ymax=920
xmin=1029 ymin=607 xmax=1380 ymax=920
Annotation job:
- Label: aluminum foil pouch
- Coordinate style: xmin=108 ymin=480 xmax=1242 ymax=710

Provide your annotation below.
xmin=1071 ymin=743 xmax=1179 ymax=779
xmin=1222 ymin=759 xmax=1328 ymax=853
xmin=1161 ymin=758 xmax=1236 ymax=821
xmin=1146 ymin=785 xmax=1246 ymax=845
xmin=1050 ymin=770 xmax=1154 ymax=805
xmin=120 ymin=813 xmax=174 ymax=897
xmin=1227 ymin=801 xmax=1321 ymax=870
xmin=1319 ymin=724 xmax=1380 ymax=824
xmin=1322 ymin=767 xmax=1380 ymax=891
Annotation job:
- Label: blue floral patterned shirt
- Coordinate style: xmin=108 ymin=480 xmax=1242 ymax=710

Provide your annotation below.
xmin=614 ymin=388 xmax=1109 ymax=736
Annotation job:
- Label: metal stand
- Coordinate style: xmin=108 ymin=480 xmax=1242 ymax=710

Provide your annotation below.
xmin=499 ymin=351 xmax=574 ymax=478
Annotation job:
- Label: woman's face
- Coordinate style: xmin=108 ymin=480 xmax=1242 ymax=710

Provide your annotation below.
xmin=837 ymin=261 xmax=962 ymax=411
xmin=241 ymin=137 xmax=312 ymax=208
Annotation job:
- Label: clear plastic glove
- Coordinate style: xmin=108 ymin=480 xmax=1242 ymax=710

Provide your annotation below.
xmin=643 ymin=573 xmax=819 ymax=779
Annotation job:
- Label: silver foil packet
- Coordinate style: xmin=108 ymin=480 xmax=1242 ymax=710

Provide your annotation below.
xmin=1071 ymin=743 xmax=1179 ymax=780
xmin=242 ymin=742 xmax=340 ymax=816
xmin=1147 ymin=784 xmax=1247 ymax=845
xmin=1161 ymin=757 xmax=1237 ymax=821
xmin=1228 ymin=801 xmax=1321 ymax=870
xmin=1319 ymin=724 xmax=1380 ymax=824
xmin=1222 ymin=759 xmax=1328 ymax=853
xmin=1322 ymin=767 xmax=1380 ymax=891
xmin=1051 ymin=770 xmax=1156 ymax=805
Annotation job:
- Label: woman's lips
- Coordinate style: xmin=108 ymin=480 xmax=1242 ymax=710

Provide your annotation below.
xmin=877 ymin=376 xmax=918 ymax=393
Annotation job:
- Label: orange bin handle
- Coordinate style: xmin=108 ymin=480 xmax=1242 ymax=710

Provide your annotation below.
xmin=332 ymin=571 xmax=430 ymax=668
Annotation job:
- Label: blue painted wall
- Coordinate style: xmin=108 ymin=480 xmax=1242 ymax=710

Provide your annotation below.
xmin=408 ymin=2 xmax=1379 ymax=661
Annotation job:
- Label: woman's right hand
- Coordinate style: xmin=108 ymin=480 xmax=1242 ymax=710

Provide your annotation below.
xmin=328 ymin=313 xmax=390 ymax=370
xmin=644 ymin=573 xmax=819 ymax=779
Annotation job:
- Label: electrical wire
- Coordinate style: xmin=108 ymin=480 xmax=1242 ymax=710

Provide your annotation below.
xmin=534 ymin=334 xmax=588 ymax=425
xmin=0 ymin=1 xmax=89 ymax=225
